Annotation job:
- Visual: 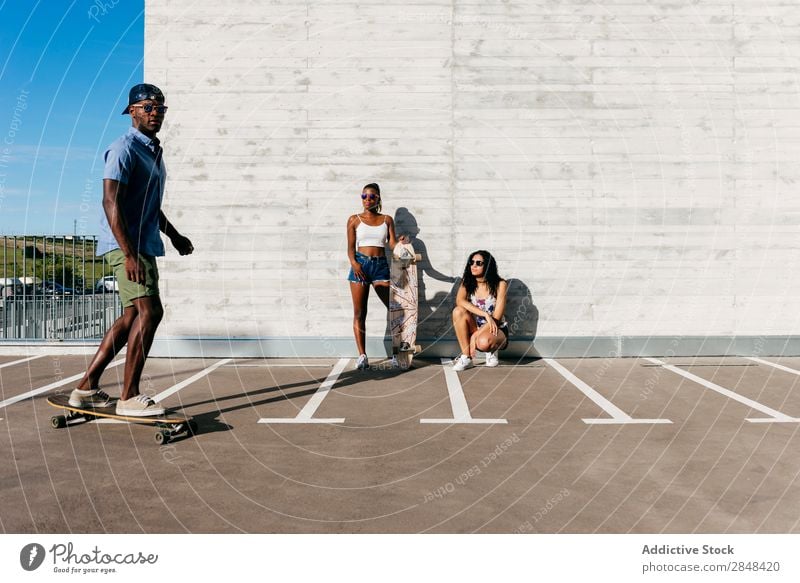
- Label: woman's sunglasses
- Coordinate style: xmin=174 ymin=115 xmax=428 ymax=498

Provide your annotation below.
xmin=469 ymin=260 xmax=485 ymax=267
xmin=361 ymin=193 xmax=379 ymax=200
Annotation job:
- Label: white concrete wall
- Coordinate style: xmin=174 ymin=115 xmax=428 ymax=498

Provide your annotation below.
xmin=145 ymin=0 xmax=800 ymax=356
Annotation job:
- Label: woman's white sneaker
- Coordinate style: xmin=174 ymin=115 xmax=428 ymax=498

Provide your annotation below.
xmin=115 ymin=395 xmax=165 ymax=417
xmin=452 ymin=355 xmax=473 ymax=372
xmin=485 ymin=351 xmax=500 ymax=367
xmin=356 ymin=354 xmax=369 ymax=370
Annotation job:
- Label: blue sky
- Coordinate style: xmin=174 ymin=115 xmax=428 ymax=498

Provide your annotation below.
xmin=0 ymin=0 xmax=143 ymax=235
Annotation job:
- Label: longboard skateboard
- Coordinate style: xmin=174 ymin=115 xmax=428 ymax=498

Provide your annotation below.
xmin=389 ymin=241 xmax=422 ymax=370
xmin=47 ymin=395 xmax=196 ymax=445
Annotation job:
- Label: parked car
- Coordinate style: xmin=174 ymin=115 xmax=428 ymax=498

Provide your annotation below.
xmin=1 ymin=277 xmax=23 ymax=298
xmin=40 ymin=281 xmax=75 ymax=295
xmin=95 ymin=275 xmax=119 ymax=293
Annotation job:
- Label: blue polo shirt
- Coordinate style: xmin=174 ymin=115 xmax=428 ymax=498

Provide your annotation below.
xmin=97 ymin=126 xmax=166 ymax=257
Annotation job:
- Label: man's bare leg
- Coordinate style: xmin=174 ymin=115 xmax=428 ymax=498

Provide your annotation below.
xmin=120 ymin=296 xmax=164 ymax=401
xmin=76 ymin=306 xmax=138 ymax=391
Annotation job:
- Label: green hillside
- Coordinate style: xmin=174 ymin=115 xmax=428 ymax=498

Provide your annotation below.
xmin=1 ymin=236 xmax=111 ymax=290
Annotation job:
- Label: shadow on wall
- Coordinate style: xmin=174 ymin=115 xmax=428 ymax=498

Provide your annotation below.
xmin=393 ymin=207 xmax=539 ymax=343
xmin=504 ymin=278 xmax=538 ymax=339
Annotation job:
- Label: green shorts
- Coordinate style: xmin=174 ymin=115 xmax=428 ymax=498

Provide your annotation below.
xmin=104 ymin=248 xmax=160 ymax=308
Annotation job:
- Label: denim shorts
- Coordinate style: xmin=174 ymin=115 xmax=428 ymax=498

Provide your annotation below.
xmin=347 ymin=252 xmax=390 ymax=284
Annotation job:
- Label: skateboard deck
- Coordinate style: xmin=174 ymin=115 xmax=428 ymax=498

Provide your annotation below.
xmin=389 ymin=241 xmax=422 ymax=369
xmin=46 ymin=395 xmax=196 ymax=445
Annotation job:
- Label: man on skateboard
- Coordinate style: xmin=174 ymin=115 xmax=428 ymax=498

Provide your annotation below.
xmin=69 ymin=83 xmax=193 ymax=417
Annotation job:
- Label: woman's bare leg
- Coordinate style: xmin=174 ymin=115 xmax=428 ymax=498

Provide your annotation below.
xmin=452 ymin=306 xmax=477 ymax=356
xmin=472 ymin=325 xmax=507 ymax=354
xmin=373 ymin=281 xmax=390 ymax=309
xmin=350 ymin=282 xmax=370 ymax=355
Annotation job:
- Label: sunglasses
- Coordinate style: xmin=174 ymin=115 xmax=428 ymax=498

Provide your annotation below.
xmin=469 ymin=260 xmax=485 ymax=267
xmin=361 ymin=192 xmax=379 ymax=200
xmin=130 ymin=103 xmax=169 ymax=114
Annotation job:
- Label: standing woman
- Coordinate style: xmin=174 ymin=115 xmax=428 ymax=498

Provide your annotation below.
xmin=347 ymin=183 xmax=402 ymax=369
xmin=451 ymin=250 xmax=509 ymax=371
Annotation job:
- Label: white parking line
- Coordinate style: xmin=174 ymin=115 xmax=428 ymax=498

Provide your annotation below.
xmin=746 ymin=357 xmax=800 ymax=377
xmin=646 ymin=357 xmax=800 ymax=423
xmin=545 ymin=359 xmax=672 ymax=425
xmin=0 ymin=359 xmax=126 ymax=410
xmin=153 ymin=358 xmax=233 ymax=403
xmin=420 ymin=359 xmax=507 ymax=424
xmin=222 ymin=363 xmax=334 ymax=368
xmin=259 ymin=358 xmax=348 ymax=424
xmin=0 ymin=355 xmax=44 ymax=370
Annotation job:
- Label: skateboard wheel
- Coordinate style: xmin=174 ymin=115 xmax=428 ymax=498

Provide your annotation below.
xmin=154 ymin=431 xmax=170 ymax=445
xmin=50 ymin=415 xmax=67 ymax=429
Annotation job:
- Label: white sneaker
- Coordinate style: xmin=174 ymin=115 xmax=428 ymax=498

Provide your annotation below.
xmin=68 ymin=388 xmax=113 ymax=408
xmin=390 ymin=355 xmax=400 ymax=369
xmin=485 ymin=351 xmax=500 ymax=368
xmin=452 ymin=355 xmax=473 ymax=372
xmin=356 ymin=354 xmax=369 ymax=370
xmin=115 ymin=395 xmax=165 ymax=417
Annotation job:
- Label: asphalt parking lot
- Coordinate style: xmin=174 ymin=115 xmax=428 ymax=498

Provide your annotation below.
xmin=1 ymin=354 xmax=799 ymax=533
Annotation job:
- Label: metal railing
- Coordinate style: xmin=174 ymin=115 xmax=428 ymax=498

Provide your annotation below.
xmin=1 ymin=235 xmax=122 ymax=340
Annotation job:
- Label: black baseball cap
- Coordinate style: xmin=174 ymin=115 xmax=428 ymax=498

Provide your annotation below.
xmin=121 ymin=83 xmax=165 ymax=114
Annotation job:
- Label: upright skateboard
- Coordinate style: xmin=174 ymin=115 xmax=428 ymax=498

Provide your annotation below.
xmin=47 ymin=395 xmax=196 ymax=445
xmin=389 ymin=241 xmax=422 ymax=369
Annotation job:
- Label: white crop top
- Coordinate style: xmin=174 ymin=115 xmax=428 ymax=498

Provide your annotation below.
xmin=355 ymin=216 xmax=388 ymax=248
